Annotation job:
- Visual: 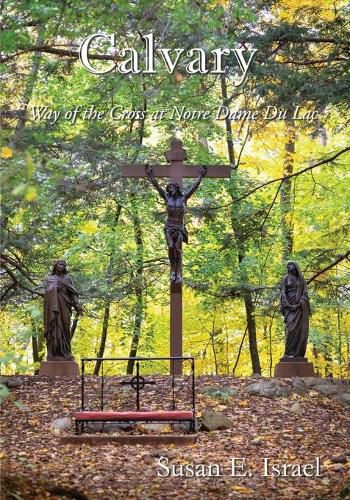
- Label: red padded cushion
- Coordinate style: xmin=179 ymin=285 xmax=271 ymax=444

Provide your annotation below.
xmin=74 ymin=410 xmax=194 ymax=421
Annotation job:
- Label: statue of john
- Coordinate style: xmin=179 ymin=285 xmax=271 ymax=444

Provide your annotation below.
xmin=44 ymin=260 xmax=82 ymax=360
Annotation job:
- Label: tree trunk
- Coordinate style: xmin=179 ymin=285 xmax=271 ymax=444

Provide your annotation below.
xmin=31 ymin=319 xmax=44 ymax=374
xmin=312 ymin=346 xmax=320 ymax=377
xmin=225 ymin=328 xmax=230 ymax=374
xmin=243 ymin=292 xmax=260 ymax=373
xmin=280 ymin=114 xmax=295 ymax=262
xmin=268 ymin=316 xmax=275 ymax=377
xmin=19 ymin=31 xmax=44 ymax=377
xmin=220 ymin=75 xmax=261 ymax=375
xmin=126 ymin=85 xmax=147 ymax=375
xmin=32 ymin=334 xmax=44 ymax=375
xmin=336 ymin=306 xmax=342 ymax=377
xmin=93 ymin=204 xmax=122 ymax=375
xmin=324 ymin=349 xmax=333 ymax=378
xmin=127 ymin=207 xmax=144 ymax=375
xmin=15 ymin=29 xmax=43 ymax=134
xmin=232 ymin=327 xmax=248 ymax=376
xmin=93 ymin=304 xmax=110 ymax=376
xmin=210 ymin=332 xmax=219 ymax=375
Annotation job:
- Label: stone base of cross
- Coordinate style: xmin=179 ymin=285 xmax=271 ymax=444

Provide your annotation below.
xmin=122 ymin=139 xmax=230 ymax=374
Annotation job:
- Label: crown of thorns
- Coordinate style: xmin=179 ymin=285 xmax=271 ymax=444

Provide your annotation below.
xmin=166 ymin=182 xmax=182 ymax=195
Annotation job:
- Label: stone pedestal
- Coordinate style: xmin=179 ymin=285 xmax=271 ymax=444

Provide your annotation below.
xmin=274 ymin=357 xmax=315 ymax=378
xmin=39 ymin=358 xmax=80 ymax=376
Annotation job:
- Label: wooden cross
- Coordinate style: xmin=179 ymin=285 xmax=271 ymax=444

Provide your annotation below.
xmin=122 ymin=138 xmax=231 ymax=374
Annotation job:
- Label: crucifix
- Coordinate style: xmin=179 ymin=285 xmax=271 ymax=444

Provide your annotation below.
xmin=122 ymin=138 xmax=230 ymax=374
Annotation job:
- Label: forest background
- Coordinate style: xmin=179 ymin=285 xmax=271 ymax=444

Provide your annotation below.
xmin=1 ymin=0 xmax=349 ymax=378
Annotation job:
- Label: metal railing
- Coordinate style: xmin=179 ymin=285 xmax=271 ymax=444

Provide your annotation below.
xmin=80 ymin=356 xmax=195 ymax=414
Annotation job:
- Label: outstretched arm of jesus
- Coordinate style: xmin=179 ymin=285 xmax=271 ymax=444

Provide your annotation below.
xmin=184 ymin=165 xmax=207 ymax=200
xmin=145 ymin=164 xmax=167 ymax=201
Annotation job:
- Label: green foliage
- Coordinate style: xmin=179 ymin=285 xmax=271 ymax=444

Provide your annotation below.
xmin=1 ymin=0 xmax=349 ymax=376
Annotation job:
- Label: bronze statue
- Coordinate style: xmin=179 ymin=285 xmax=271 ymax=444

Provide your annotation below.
xmin=145 ymin=163 xmax=207 ymax=283
xmin=280 ymin=261 xmax=310 ymax=359
xmin=44 ymin=260 xmax=82 ymax=359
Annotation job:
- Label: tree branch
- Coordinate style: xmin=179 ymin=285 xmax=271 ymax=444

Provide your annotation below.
xmin=1 ymin=254 xmax=38 ymax=285
xmin=188 ymin=251 xmax=350 ymax=298
xmin=210 ymin=145 xmax=350 ymax=210
xmin=307 ymin=250 xmax=350 ymax=283
xmin=1 ymin=263 xmax=44 ymax=297
xmin=280 ymin=57 xmax=347 ymax=66
xmin=1 ymin=44 xmax=118 ymax=63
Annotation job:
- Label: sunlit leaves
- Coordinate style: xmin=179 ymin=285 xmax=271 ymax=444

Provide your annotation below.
xmin=1 ymin=147 xmax=13 ymax=159
xmin=0 ymin=0 xmax=349 ymax=377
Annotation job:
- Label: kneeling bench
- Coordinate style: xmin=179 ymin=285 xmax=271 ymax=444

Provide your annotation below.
xmin=74 ymin=356 xmax=196 ymax=434
xmin=74 ymin=410 xmax=195 ymax=434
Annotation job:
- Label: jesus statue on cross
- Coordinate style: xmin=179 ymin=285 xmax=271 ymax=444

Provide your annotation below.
xmin=122 ymin=138 xmax=230 ymax=373
xmin=145 ymin=163 xmax=207 ymax=284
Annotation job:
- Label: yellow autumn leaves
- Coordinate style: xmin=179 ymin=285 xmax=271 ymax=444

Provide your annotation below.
xmin=79 ymin=221 xmax=98 ymax=234
xmin=277 ymin=0 xmax=337 ymax=22
xmin=1 ymin=148 xmax=38 ymax=202
xmin=11 ymin=183 xmax=38 ymax=202
xmin=1 ymin=146 xmax=13 ymax=159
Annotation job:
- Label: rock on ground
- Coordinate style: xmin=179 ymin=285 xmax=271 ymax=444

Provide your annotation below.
xmin=333 ymin=393 xmax=350 ymax=405
xmin=200 ymin=410 xmax=233 ymax=431
xmin=290 ymin=402 xmax=303 ymax=415
xmin=200 ymin=386 xmax=238 ymax=399
xmin=245 ymin=380 xmax=291 ymax=398
xmin=0 ymin=376 xmax=23 ymax=389
xmin=313 ymin=384 xmax=342 ymax=396
xmin=50 ymin=417 xmax=72 ymax=431
xmin=242 ymin=377 xmax=350 ymax=403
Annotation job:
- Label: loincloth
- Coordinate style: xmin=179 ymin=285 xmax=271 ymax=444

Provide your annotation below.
xmin=164 ymin=221 xmax=188 ymax=244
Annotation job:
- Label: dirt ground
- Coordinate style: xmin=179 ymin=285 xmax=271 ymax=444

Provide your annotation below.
xmin=1 ymin=375 xmax=349 ymax=499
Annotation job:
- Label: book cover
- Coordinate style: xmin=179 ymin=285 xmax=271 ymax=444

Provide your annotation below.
xmin=1 ymin=1 xmax=349 ymax=499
